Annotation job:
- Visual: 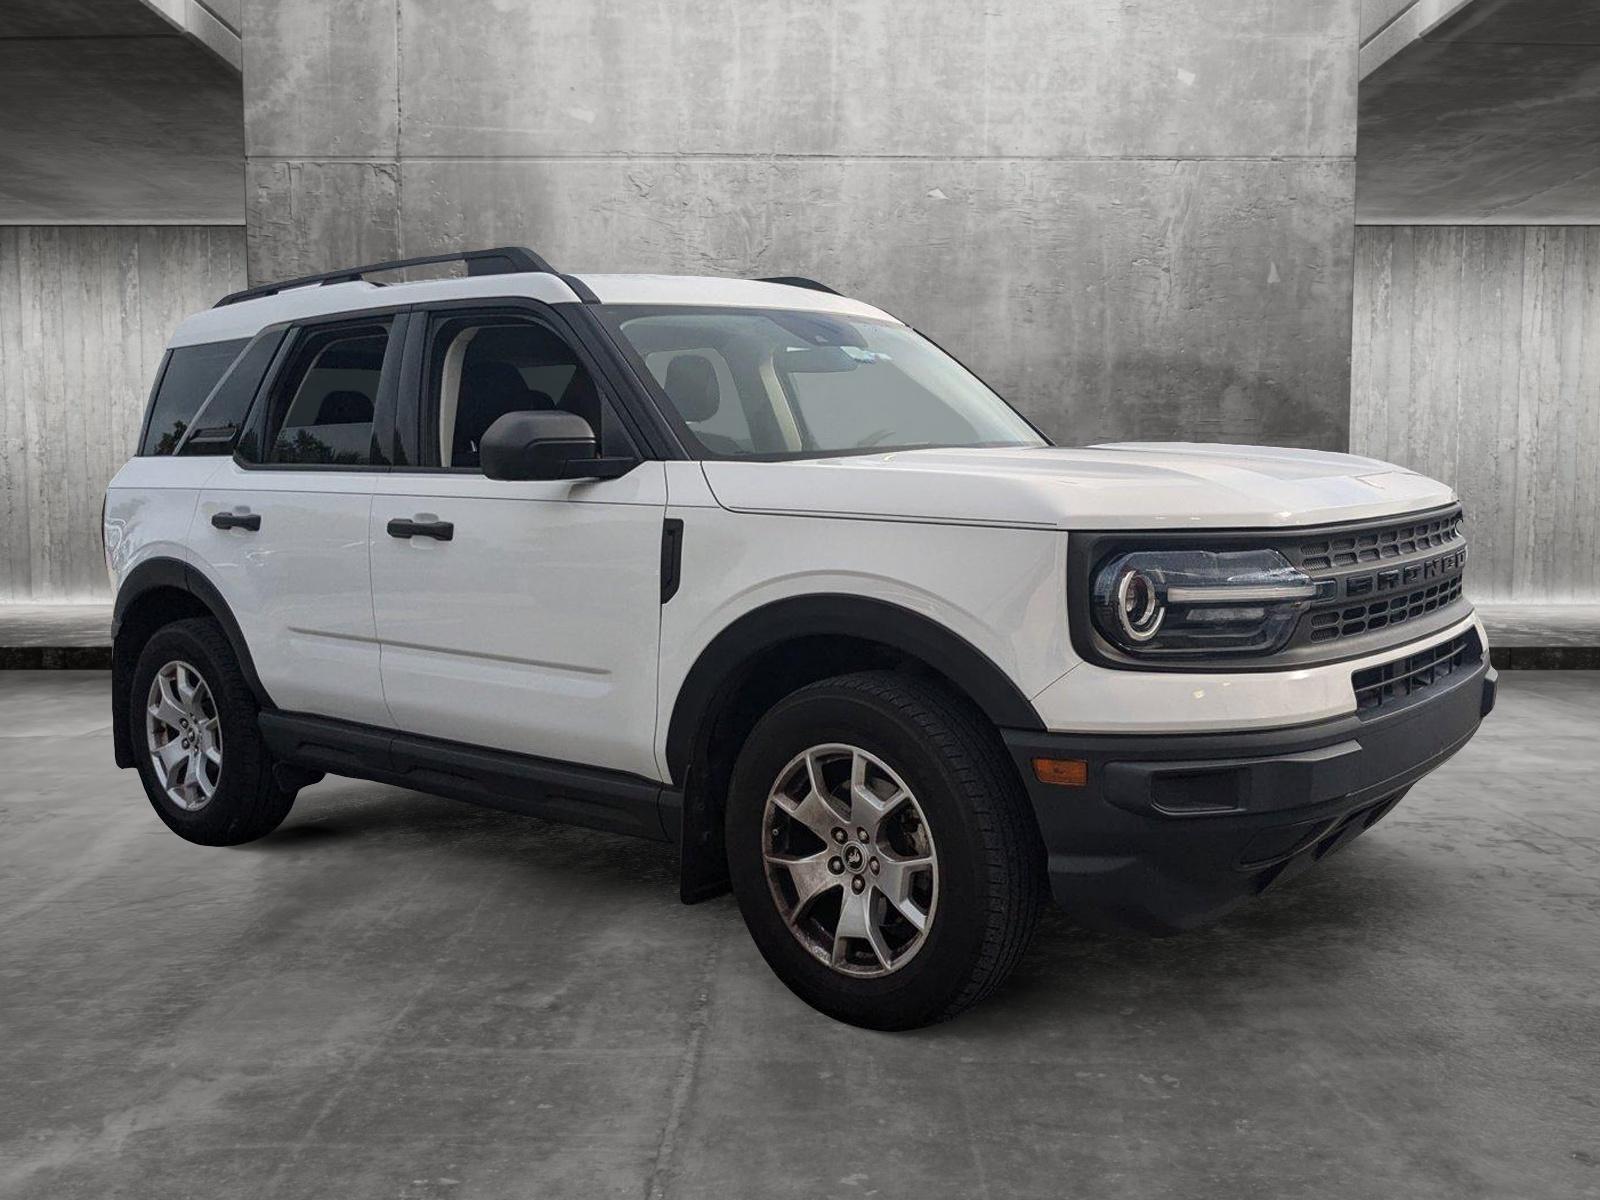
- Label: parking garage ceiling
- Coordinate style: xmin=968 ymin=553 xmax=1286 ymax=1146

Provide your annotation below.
xmin=1359 ymin=0 xmax=1600 ymax=223
xmin=0 ymin=0 xmax=242 ymax=224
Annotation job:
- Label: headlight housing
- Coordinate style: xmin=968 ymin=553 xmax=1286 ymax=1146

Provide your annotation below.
xmin=1090 ymin=549 xmax=1317 ymax=658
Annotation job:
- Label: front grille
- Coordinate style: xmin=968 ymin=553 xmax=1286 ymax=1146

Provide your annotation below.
xmin=1307 ymin=574 xmax=1464 ymax=643
xmin=1351 ymin=629 xmax=1480 ymax=714
xmin=1291 ymin=510 xmax=1463 ymax=572
xmin=1285 ymin=504 xmax=1470 ymax=650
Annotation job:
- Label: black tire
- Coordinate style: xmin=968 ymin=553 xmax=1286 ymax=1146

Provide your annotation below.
xmin=726 ymin=671 xmax=1045 ymax=1030
xmin=129 ymin=618 xmax=296 ymax=846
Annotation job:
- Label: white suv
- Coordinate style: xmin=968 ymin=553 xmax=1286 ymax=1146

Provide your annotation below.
xmin=105 ymin=246 xmax=1495 ymax=1029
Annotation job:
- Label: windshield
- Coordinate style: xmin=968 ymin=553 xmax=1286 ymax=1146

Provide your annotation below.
xmin=596 ymin=306 xmax=1046 ymax=459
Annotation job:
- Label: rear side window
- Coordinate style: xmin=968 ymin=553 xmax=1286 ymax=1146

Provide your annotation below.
xmin=140 ymin=339 xmax=248 ymax=455
xmin=263 ymin=320 xmax=392 ymax=466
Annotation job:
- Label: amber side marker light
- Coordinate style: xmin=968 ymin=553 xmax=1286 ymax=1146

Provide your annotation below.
xmin=1032 ymin=757 xmax=1088 ymax=787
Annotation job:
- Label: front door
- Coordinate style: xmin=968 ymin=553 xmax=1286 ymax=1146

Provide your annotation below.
xmin=368 ymin=307 xmax=666 ymax=780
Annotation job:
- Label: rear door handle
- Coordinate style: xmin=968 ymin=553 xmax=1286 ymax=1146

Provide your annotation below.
xmin=211 ymin=510 xmax=261 ymax=532
xmin=387 ymin=516 xmax=454 ymax=541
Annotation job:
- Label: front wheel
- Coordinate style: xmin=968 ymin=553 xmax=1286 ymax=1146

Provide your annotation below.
xmin=726 ymin=672 xmax=1044 ymax=1029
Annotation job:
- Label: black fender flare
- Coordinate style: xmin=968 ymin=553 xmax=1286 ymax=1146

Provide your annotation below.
xmin=110 ymin=557 xmax=273 ymax=766
xmin=663 ymin=593 xmax=1044 ymax=781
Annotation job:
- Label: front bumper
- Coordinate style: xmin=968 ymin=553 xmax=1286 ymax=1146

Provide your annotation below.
xmin=1003 ymin=653 xmax=1496 ymax=933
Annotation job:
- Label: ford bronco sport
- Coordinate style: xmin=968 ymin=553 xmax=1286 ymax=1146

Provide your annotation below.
xmin=105 ymin=246 xmax=1495 ymax=1029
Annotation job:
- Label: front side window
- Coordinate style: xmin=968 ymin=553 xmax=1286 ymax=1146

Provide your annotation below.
xmin=595 ymin=307 xmax=1044 ymax=459
xmin=423 ymin=315 xmax=631 ymax=469
xmin=264 ymin=321 xmax=390 ymax=465
xmin=140 ymin=339 xmax=248 ymax=455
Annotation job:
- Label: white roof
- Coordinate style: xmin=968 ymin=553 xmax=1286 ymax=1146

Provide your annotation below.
xmin=168 ymin=270 xmax=898 ymax=348
xmin=573 ymin=274 xmax=897 ymax=323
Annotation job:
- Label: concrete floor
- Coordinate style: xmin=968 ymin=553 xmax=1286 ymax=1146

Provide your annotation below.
xmin=2 ymin=672 xmax=1597 ymax=1200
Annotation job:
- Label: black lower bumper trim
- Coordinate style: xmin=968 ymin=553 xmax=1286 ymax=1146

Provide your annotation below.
xmin=1003 ymin=657 xmax=1495 ymax=933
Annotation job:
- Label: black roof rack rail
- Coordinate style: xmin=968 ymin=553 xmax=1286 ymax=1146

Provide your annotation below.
xmin=755 ymin=276 xmax=842 ymax=295
xmin=214 ymin=246 xmax=559 ymax=308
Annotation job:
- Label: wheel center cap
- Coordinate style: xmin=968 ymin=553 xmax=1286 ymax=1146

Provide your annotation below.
xmin=843 ymin=843 xmax=865 ymax=872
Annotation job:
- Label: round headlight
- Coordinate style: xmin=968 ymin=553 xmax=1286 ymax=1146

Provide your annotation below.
xmin=1115 ymin=568 xmax=1164 ymax=642
xmin=1088 ymin=548 xmax=1315 ymax=658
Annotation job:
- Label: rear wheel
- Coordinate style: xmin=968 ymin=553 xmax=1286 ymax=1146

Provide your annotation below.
xmin=130 ymin=618 xmax=296 ymax=845
xmin=727 ymin=671 xmax=1044 ymax=1029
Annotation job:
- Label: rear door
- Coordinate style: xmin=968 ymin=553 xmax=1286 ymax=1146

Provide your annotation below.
xmin=108 ymin=335 xmax=252 ymax=593
xmin=190 ymin=313 xmax=406 ymax=727
xmin=368 ymin=303 xmax=666 ymax=779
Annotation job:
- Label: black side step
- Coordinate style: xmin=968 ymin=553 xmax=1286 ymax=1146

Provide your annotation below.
xmin=259 ymin=711 xmax=679 ymax=844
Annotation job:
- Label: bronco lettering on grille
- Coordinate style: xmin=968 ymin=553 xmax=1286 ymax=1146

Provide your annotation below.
xmin=1333 ymin=546 xmax=1466 ymax=601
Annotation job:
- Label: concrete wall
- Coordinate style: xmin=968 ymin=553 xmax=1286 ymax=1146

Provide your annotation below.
xmin=244 ymin=0 xmax=1359 ymax=450
xmin=1352 ymin=225 xmax=1600 ymax=603
xmin=0 ymin=225 xmax=245 ymax=602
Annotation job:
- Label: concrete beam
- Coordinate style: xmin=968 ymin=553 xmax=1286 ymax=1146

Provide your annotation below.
xmin=1358 ymin=0 xmax=1600 ymax=223
xmin=137 ymin=0 xmax=242 ymax=72
xmin=1359 ymin=0 xmax=1477 ymax=78
xmin=0 ymin=0 xmax=242 ymax=224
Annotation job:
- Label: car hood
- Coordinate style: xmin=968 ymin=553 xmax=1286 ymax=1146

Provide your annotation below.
xmin=699 ymin=443 xmax=1457 ymax=530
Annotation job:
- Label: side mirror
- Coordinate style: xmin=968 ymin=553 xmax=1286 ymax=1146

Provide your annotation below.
xmin=479 ymin=410 xmax=635 ymax=481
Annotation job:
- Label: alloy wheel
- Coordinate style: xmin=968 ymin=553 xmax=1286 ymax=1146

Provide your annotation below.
xmin=762 ymin=743 xmax=939 ymax=977
xmin=145 ymin=660 xmax=223 ymax=812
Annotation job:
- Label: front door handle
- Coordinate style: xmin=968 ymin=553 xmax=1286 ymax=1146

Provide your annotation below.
xmin=387 ymin=516 xmax=454 ymax=541
xmin=211 ymin=510 xmax=261 ymax=532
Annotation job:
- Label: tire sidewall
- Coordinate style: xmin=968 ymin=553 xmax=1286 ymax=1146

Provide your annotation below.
xmin=727 ymin=685 xmax=997 ymax=1027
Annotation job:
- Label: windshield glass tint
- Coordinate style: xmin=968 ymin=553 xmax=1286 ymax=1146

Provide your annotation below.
xmin=598 ymin=307 xmax=1043 ymax=458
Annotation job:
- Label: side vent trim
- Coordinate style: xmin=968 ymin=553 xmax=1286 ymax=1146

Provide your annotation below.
xmin=661 ymin=518 xmax=685 ymax=603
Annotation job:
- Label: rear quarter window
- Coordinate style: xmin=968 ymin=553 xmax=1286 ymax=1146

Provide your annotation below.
xmin=175 ymin=329 xmax=288 ymax=456
xmin=140 ymin=339 xmax=249 ymax=455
